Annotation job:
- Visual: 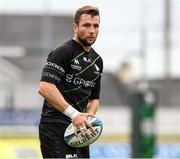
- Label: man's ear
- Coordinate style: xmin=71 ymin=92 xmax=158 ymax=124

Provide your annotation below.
xmin=73 ymin=23 xmax=78 ymax=33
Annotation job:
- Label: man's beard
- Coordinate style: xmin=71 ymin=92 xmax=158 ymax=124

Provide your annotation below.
xmin=78 ymin=36 xmax=95 ymax=47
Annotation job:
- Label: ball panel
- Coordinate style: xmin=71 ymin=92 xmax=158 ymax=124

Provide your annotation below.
xmin=64 ymin=116 xmax=103 ymax=148
xmin=64 ymin=133 xmax=75 ymax=144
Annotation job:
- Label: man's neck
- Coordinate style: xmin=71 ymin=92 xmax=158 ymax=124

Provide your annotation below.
xmin=72 ymin=37 xmax=91 ymax=52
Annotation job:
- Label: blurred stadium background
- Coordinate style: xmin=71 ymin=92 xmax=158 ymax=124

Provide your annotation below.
xmin=0 ymin=0 xmax=180 ymax=158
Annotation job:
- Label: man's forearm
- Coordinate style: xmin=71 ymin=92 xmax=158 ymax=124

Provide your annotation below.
xmin=39 ymin=81 xmax=81 ymax=119
xmin=38 ymin=81 xmax=69 ymax=112
xmin=87 ymin=99 xmax=100 ymax=115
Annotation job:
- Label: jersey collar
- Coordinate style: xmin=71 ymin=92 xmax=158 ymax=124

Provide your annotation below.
xmin=71 ymin=39 xmax=92 ymax=54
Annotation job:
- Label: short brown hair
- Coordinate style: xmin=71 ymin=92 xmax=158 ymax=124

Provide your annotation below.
xmin=74 ymin=6 xmax=99 ymax=24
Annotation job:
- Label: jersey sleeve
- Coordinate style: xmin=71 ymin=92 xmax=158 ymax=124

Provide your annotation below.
xmin=89 ymin=75 xmax=102 ymax=99
xmin=40 ymin=45 xmax=72 ymax=85
xmin=89 ymin=57 xmax=103 ymax=99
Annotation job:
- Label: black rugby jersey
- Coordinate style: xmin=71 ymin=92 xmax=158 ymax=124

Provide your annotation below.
xmin=40 ymin=39 xmax=103 ymax=122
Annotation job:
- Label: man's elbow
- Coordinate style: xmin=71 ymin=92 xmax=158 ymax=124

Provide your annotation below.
xmin=38 ymin=82 xmax=45 ymax=96
xmin=38 ymin=81 xmax=50 ymax=97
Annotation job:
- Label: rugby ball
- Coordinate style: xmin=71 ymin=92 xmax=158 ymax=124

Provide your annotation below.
xmin=64 ymin=116 xmax=103 ymax=148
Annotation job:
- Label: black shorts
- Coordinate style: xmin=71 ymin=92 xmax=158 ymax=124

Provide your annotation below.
xmin=39 ymin=121 xmax=90 ymax=159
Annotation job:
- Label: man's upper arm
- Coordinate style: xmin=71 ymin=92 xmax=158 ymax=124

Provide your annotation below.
xmin=40 ymin=46 xmax=71 ymax=85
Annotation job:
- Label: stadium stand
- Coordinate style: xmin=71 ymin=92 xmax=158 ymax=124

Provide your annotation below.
xmin=0 ymin=15 xmax=73 ymax=48
xmin=0 ymin=109 xmax=40 ymax=125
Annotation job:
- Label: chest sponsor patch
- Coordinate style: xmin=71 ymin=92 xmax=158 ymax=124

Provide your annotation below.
xmin=66 ymin=74 xmax=95 ymax=88
xmin=71 ymin=59 xmax=82 ymax=71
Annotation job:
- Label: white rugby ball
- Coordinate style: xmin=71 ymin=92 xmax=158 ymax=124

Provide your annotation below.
xmin=64 ymin=116 xmax=103 ymax=148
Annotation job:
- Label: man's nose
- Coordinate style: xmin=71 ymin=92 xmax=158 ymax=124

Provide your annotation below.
xmin=89 ymin=26 xmax=95 ymax=33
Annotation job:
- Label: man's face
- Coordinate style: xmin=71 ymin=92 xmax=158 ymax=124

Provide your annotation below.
xmin=74 ymin=14 xmax=100 ymax=46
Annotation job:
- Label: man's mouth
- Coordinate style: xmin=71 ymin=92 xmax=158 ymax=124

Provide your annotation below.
xmin=87 ymin=37 xmax=95 ymax=40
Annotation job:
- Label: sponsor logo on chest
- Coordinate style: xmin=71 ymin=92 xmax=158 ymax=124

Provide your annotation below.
xmin=66 ymin=74 xmax=95 ymax=88
xmin=83 ymin=57 xmax=91 ymax=63
xmin=71 ymin=59 xmax=82 ymax=71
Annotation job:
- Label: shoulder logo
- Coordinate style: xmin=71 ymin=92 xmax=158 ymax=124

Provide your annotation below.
xmin=95 ymin=64 xmax=100 ymax=71
xmin=94 ymin=64 xmax=100 ymax=75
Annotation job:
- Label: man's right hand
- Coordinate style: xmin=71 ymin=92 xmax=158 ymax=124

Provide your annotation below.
xmin=72 ymin=113 xmax=94 ymax=137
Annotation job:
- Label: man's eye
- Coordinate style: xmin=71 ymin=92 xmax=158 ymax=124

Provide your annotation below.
xmin=83 ymin=24 xmax=91 ymax=27
xmin=94 ymin=25 xmax=99 ymax=28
